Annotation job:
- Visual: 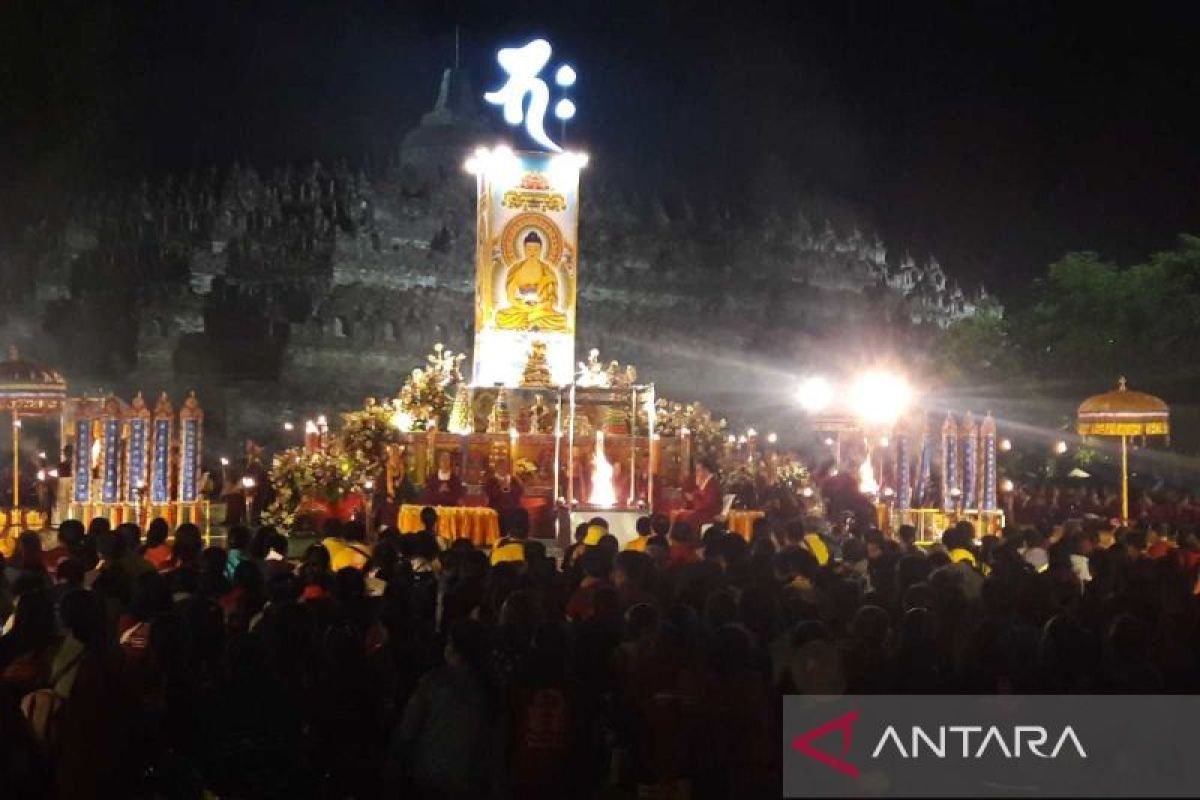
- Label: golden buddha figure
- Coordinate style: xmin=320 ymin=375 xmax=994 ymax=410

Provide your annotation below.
xmin=495 ymin=231 xmax=568 ymax=331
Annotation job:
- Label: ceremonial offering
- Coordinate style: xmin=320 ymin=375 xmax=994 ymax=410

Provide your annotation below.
xmin=529 ymin=394 xmax=554 ymax=434
xmin=488 ymin=386 xmax=512 ymax=433
xmin=520 ymin=340 xmax=554 ymax=387
xmin=602 ymin=406 xmax=630 ymax=436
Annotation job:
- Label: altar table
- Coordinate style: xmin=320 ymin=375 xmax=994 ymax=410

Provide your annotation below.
xmin=727 ymin=510 xmax=766 ymax=540
xmin=398 ymin=504 xmax=500 ymax=546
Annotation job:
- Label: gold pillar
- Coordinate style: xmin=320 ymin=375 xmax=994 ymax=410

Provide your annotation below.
xmin=11 ymin=410 xmax=19 ymax=511
xmin=1121 ymin=435 xmax=1129 ymax=522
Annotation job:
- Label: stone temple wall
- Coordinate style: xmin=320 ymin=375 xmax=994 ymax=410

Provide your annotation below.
xmin=0 ymin=69 xmax=990 ymax=456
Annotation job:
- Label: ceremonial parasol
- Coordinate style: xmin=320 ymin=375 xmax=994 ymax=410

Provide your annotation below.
xmin=1076 ymin=377 xmax=1169 ymax=521
xmin=0 ymin=346 xmax=67 ymax=515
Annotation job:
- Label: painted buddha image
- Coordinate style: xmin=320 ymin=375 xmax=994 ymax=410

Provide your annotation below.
xmin=496 ymin=231 xmax=568 ymax=331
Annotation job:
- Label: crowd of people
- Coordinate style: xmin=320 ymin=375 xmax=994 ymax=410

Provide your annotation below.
xmin=2 ymin=501 xmax=1200 ymax=798
xmin=1007 ymin=482 xmax=1200 ymax=528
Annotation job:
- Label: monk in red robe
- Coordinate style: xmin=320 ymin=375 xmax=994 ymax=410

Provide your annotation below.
xmin=484 ymin=458 xmax=524 ymax=514
xmin=675 ymin=458 xmax=723 ymax=528
xmin=420 ymin=450 xmax=464 ymax=506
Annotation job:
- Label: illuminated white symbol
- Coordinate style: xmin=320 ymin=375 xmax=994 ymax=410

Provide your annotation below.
xmin=554 ymin=98 xmax=576 ymax=121
xmin=555 ymin=64 xmax=577 ymax=87
xmin=484 ymin=39 xmax=576 ymax=152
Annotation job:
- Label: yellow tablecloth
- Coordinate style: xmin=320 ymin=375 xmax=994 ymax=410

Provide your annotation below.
xmin=727 ymin=510 xmax=766 ymax=540
xmin=398 ymin=504 xmax=500 ymax=546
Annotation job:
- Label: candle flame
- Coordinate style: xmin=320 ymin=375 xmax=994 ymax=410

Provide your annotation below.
xmin=589 ymin=430 xmax=616 ymax=508
xmin=858 ymin=459 xmax=878 ymax=495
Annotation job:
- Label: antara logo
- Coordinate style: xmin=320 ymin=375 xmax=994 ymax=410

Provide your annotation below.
xmin=791 ymin=710 xmax=861 ymax=777
xmin=871 ymin=725 xmax=1088 ymax=759
xmin=792 ymin=711 xmax=1087 ymax=778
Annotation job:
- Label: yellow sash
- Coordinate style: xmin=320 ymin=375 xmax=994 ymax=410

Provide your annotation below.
xmin=804 ymin=534 xmax=830 ymax=566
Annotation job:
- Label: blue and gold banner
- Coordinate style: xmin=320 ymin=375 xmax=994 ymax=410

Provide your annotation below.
xmin=915 ymin=428 xmax=931 ymax=508
xmin=126 ymin=417 xmax=149 ymax=503
xmin=962 ymin=413 xmax=979 ymax=510
xmin=101 ymin=417 xmax=121 ymax=504
xmin=73 ymin=419 xmax=92 ymax=504
xmin=895 ymin=427 xmax=911 ymax=510
xmin=151 ymin=417 xmax=171 ymax=504
xmin=981 ymin=412 xmax=998 ymax=511
xmin=180 ymin=418 xmax=201 ymax=503
xmin=178 ymin=392 xmax=203 ymax=504
xmin=941 ymin=414 xmax=958 ymax=512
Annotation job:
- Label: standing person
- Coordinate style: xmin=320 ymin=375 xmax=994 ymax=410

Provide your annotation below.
xmin=54 ymin=444 xmax=74 ymax=526
xmin=420 ymin=451 xmax=464 ymax=507
xmin=675 ymin=459 xmax=723 ymax=528
xmin=225 ymin=525 xmax=251 ymax=580
xmin=387 ymin=619 xmax=493 ymax=797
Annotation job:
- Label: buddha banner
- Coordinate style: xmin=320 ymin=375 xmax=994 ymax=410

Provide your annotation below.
xmin=471 ymin=148 xmax=583 ymax=388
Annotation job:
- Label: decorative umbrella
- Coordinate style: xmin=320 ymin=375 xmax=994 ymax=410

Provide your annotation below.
xmin=1076 ymin=377 xmax=1169 ymax=521
xmin=0 ymin=346 xmax=68 ymax=515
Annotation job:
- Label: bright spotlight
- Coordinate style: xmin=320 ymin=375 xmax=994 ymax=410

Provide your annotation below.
xmin=796 ymin=376 xmax=834 ymax=413
xmin=999 ymin=438 xmax=1012 ymax=452
xmin=1000 ymin=478 xmax=1015 ymax=493
xmin=1054 ymin=440 xmax=1068 ymax=455
xmin=850 ymin=371 xmax=912 ymax=426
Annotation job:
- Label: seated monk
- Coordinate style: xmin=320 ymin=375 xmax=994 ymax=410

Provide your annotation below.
xmin=484 ymin=458 xmax=524 ymax=514
xmin=674 ymin=458 xmax=723 ymax=528
xmin=495 ymin=232 xmax=568 ymax=332
xmin=420 ymin=451 xmax=464 ymax=507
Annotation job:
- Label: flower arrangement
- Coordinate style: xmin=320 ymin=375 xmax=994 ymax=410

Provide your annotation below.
xmin=514 ymin=457 xmax=539 ymax=480
xmin=775 ymin=459 xmax=810 ymax=492
xmin=266 ymin=343 xmax=467 ymax=527
xmin=576 ymin=348 xmax=637 ymax=389
xmin=340 ymin=401 xmax=404 ymax=473
xmin=652 ymin=398 xmax=730 ymax=463
xmin=393 ymin=343 xmax=466 ymax=431
xmin=262 ymin=447 xmax=357 ymax=529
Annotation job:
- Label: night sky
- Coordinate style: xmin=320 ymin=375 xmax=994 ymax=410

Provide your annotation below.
xmin=3 ymin=0 xmax=1199 ymax=295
